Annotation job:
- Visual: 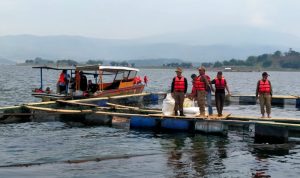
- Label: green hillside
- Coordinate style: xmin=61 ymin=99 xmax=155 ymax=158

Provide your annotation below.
xmin=202 ymin=49 xmax=300 ymax=69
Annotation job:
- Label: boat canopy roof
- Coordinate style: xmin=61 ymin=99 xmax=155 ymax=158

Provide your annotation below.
xmin=32 ymin=66 xmax=75 ymax=70
xmin=76 ymin=65 xmax=139 ymax=72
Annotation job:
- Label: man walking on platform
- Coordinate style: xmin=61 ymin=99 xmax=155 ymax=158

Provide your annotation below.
xmin=211 ymin=71 xmax=231 ymax=117
xmin=193 ymin=67 xmax=210 ymax=117
xmin=171 ymin=67 xmax=188 ymax=116
xmin=256 ymin=72 xmax=272 ymax=118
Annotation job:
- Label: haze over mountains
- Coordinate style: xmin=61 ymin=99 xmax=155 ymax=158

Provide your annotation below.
xmin=0 ymin=26 xmax=299 ymax=64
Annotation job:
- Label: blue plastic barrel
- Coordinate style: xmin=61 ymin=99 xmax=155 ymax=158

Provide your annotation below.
xmin=161 ymin=118 xmax=192 ymax=131
xmin=130 ymin=116 xmax=158 ymax=128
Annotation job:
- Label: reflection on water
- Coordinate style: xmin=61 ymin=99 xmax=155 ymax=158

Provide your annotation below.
xmin=1 ymin=123 xmax=300 ymax=177
xmin=1 ymin=66 xmax=300 ymax=177
xmin=250 ymin=144 xmax=289 ymax=178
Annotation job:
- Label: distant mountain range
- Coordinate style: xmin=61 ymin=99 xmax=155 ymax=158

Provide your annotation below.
xmin=0 ymin=56 xmax=15 ymax=64
xmin=0 ymin=26 xmax=299 ymax=64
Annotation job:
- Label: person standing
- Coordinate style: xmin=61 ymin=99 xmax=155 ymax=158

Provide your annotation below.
xmin=144 ymin=75 xmax=148 ymax=86
xmin=57 ymin=69 xmax=68 ymax=94
xmin=256 ymin=72 xmax=272 ymax=118
xmin=79 ymin=71 xmax=87 ymax=91
xmin=75 ymin=70 xmax=81 ymax=91
xmin=190 ymin=74 xmax=197 ymax=98
xmin=133 ymin=76 xmax=142 ymax=84
xmin=194 ymin=67 xmax=210 ymax=117
xmin=69 ymin=77 xmax=75 ymax=97
xmin=201 ymin=67 xmax=214 ymax=115
xmin=211 ymin=71 xmax=231 ymax=117
xmin=171 ymin=67 xmax=188 ymax=116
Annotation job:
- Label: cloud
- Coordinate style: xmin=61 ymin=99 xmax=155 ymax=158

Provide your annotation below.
xmin=0 ymin=0 xmax=299 ymax=39
xmin=249 ymin=13 xmax=270 ymax=27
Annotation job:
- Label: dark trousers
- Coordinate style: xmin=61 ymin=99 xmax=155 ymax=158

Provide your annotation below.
xmin=174 ymin=91 xmax=185 ymax=112
xmin=215 ymin=92 xmax=225 ymax=115
xmin=59 ymin=85 xmax=66 ymax=94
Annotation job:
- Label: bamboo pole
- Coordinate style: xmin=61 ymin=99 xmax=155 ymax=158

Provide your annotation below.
xmin=106 ymin=102 xmax=139 ymax=110
xmin=26 ymin=105 xmax=93 ymax=113
xmin=109 ymin=92 xmax=150 ymax=99
xmin=56 ymin=100 xmax=99 ymax=107
xmin=95 ymin=111 xmax=147 ymax=117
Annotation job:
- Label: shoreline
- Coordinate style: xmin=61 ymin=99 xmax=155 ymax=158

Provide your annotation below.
xmin=1 ymin=63 xmax=298 ymax=72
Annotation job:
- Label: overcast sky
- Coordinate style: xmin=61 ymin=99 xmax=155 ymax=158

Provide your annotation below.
xmin=0 ymin=0 xmax=299 ymax=39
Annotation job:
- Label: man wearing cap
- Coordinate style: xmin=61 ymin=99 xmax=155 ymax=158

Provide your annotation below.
xmin=256 ymin=72 xmax=272 ymax=118
xmin=193 ymin=67 xmax=211 ymax=116
xmin=171 ymin=67 xmax=188 ymax=116
xmin=211 ymin=71 xmax=231 ymax=117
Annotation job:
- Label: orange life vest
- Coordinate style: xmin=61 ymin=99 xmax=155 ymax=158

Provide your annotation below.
xmin=133 ymin=76 xmax=142 ymax=84
xmin=58 ymin=73 xmax=66 ymax=84
xmin=259 ymin=79 xmax=271 ymax=93
xmin=194 ymin=76 xmax=206 ymax=91
xmin=215 ymin=77 xmax=225 ymax=89
xmin=144 ymin=76 xmax=148 ymax=83
xmin=174 ymin=76 xmax=185 ymax=92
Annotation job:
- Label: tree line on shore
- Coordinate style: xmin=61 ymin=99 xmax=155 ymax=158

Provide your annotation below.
xmin=24 ymin=49 xmax=300 ymax=69
xmin=201 ymin=49 xmax=300 ymax=69
xmin=24 ymin=58 xmax=136 ymax=67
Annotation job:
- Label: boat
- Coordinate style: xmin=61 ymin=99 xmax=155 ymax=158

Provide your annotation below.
xmin=31 ymin=65 xmax=145 ymax=101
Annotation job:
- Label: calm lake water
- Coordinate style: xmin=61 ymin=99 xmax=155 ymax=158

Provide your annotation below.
xmin=0 ymin=65 xmax=300 ymax=177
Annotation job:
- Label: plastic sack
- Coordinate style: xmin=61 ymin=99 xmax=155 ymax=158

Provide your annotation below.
xmin=183 ymin=107 xmax=200 ymax=116
xmin=183 ymin=98 xmax=200 ymax=116
xmin=162 ymin=93 xmax=175 ymax=116
xmin=183 ymin=98 xmax=195 ymax=108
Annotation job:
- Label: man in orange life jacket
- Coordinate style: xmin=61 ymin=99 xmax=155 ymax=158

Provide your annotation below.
xmin=171 ymin=67 xmax=188 ymax=116
xmin=192 ymin=67 xmax=211 ymax=117
xmin=133 ymin=76 xmax=142 ymax=84
xmin=256 ymin=72 xmax=272 ymax=118
xmin=58 ymin=69 xmax=68 ymax=94
xmin=211 ymin=71 xmax=231 ymax=117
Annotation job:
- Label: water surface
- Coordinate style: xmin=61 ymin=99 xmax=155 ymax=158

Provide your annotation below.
xmin=0 ymin=65 xmax=300 ymax=177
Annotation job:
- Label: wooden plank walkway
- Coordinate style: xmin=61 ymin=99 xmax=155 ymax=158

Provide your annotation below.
xmin=230 ymin=94 xmax=298 ymax=99
xmin=148 ymin=113 xmax=231 ymax=120
xmin=228 ymin=115 xmax=300 ymax=124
